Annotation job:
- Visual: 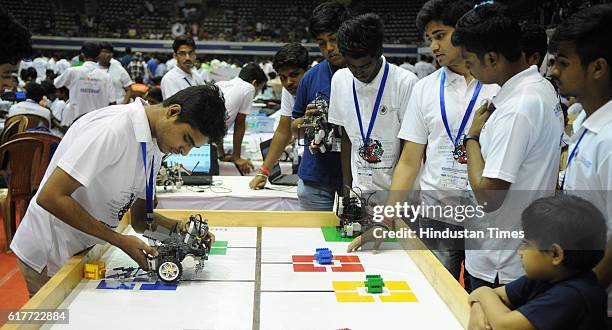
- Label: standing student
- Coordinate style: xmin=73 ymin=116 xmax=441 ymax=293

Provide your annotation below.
xmin=11 ymin=86 xmax=225 ymax=297
xmin=451 ymin=3 xmax=564 ymax=290
xmin=54 ymin=42 xmax=114 ymax=125
xmin=215 ymin=63 xmax=268 ymax=174
xmin=289 ymin=1 xmax=352 ymax=211
xmin=98 ymin=42 xmax=134 ymax=105
xmin=547 ymin=3 xmax=612 ymax=315
xmin=250 ymin=43 xmax=309 ymax=189
xmin=346 ymin=1 xmax=499 ymax=283
xmin=328 ymin=13 xmax=417 ymax=206
xmin=161 ymin=36 xmax=204 ymax=100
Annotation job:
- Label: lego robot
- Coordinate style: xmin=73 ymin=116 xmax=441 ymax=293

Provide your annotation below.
xmin=336 ymin=190 xmax=369 ymax=238
xmin=299 ymin=94 xmax=341 ymax=154
xmin=142 ymin=214 xmax=212 ymax=283
xmin=157 ymin=161 xmax=183 ymax=192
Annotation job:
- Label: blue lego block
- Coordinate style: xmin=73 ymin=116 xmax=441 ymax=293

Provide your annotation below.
xmin=315 ymin=248 xmax=333 ymax=265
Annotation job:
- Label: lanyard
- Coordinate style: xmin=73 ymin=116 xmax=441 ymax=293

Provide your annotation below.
xmin=184 ymin=77 xmax=192 ymax=86
xmin=561 ymin=128 xmax=588 ymax=190
xmin=440 ymin=70 xmax=482 ymax=146
xmin=140 ymin=142 xmax=155 ymax=224
xmin=352 ymin=62 xmax=389 ymax=146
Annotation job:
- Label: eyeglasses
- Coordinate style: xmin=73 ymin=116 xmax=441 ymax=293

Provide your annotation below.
xmin=176 ymin=51 xmax=196 ymax=57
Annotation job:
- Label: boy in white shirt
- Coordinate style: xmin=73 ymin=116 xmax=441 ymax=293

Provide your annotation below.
xmin=346 ymin=0 xmax=499 ymax=283
xmin=161 ymin=36 xmax=204 ymax=99
xmin=547 ymin=3 xmax=612 ymax=312
xmin=53 ymin=42 xmax=114 ymax=125
xmin=11 ymin=85 xmax=226 ymax=297
xmin=215 ymin=63 xmax=267 ymax=174
xmin=250 ymin=43 xmax=309 ymax=189
xmin=452 ymin=3 xmax=564 ymax=290
xmin=98 ymin=42 xmax=134 ymax=104
xmin=8 ymin=82 xmax=51 ymax=126
xmin=328 ymin=13 xmax=417 ymax=206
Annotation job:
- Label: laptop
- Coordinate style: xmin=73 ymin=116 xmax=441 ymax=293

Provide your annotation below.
xmin=260 ymin=139 xmax=299 ymax=186
xmin=163 ymin=144 xmax=219 ymax=186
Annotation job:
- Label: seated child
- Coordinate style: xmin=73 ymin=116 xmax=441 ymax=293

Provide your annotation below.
xmin=467 ymin=194 xmax=607 ymax=330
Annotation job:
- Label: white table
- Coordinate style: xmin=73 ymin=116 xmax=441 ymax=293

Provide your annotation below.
xmin=156 ymin=176 xmax=299 ymax=211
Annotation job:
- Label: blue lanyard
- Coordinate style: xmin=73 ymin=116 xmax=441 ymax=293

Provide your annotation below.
xmin=183 ymin=77 xmax=192 ymax=86
xmin=352 ymin=62 xmax=389 ymax=145
xmin=561 ymin=128 xmax=588 ymax=190
xmin=140 ymin=142 xmax=155 ymax=223
xmin=440 ymin=70 xmax=483 ymax=146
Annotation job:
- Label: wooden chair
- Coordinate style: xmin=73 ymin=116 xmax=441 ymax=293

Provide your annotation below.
xmin=12 ymin=132 xmax=61 ymax=192
xmin=22 ymin=114 xmax=51 ymax=129
xmin=0 ymin=137 xmax=44 ymax=249
xmin=0 ymin=115 xmax=29 ymax=146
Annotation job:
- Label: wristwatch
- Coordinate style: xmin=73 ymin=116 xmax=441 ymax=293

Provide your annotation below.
xmin=463 ymin=134 xmax=480 ymax=145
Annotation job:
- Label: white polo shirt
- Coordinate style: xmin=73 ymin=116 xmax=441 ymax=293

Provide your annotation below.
xmin=53 ymin=61 xmax=114 ymax=125
xmin=8 ymin=99 xmax=52 ymax=125
xmin=215 ymin=77 xmax=255 ymax=129
xmin=563 ymin=99 xmax=612 ymax=233
xmin=465 ymin=66 xmax=564 ymax=284
xmin=160 ymin=66 xmax=204 ymax=100
xmin=398 ymin=67 xmax=500 ymax=193
xmin=102 ymin=58 xmax=134 ymax=104
xmin=328 ymin=57 xmax=418 ymax=203
xmin=279 ymin=87 xmax=295 ymax=117
xmin=55 ymin=59 xmax=71 ymax=75
xmin=10 ymin=99 xmax=164 ymax=276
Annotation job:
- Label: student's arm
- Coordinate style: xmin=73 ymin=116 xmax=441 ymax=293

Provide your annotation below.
xmin=250 ymin=115 xmax=292 ymax=189
xmin=469 ymin=286 xmax=535 ymax=330
xmin=593 ymin=155 xmax=612 ymax=286
xmin=466 ymin=105 xmax=512 ymax=212
xmin=232 ymin=112 xmax=254 ymax=174
xmin=37 ymin=168 xmax=158 ymax=270
xmin=340 ymin=127 xmax=352 ymax=197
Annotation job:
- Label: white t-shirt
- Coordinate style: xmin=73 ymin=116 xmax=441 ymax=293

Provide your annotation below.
xmin=398 ymin=67 xmax=500 ymax=193
xmin=8 ymin=100 xmax=52 ymax=125
xmin=215 ymin=77 xmax=255 ymax=129
xmin=166 ymin=58 xmax=177 ymax=72
xmin=160 ymin=66 xmax=204 ymax=100
xmin=400 ymin=62 xmax=416 ymax=74
xmin=32 ymin=57 xmax=48 ymax=81
xmin=53 ymin=61 xmax=114 ymax=125
xmin=279 ymin=87 xmax=295 ymax=117
xmin=328 ymin=57 xmax=418 ymax=204
xmin=10 ymin=99 xmax=164 ymax=276
xmin=465 ymin=66 xmax=564 ymax=284
xmin=414 ymin=61 xmax=436 ymax=79
xmin=55 ymin=59 xmax=71 ymax=75
xmin=102 ymin=58 xmax=134 ymax=104
xmin=49 ymin=99 xmax=69 ymax=126
xmin=563 ymin=99 xmax=612 ymax=233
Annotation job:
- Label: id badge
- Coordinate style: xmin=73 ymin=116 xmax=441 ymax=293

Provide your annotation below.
xmin=357 ymin=166 xmax=374 ymax=187
xmin=440 ymin=161 xmax=469 ymax=190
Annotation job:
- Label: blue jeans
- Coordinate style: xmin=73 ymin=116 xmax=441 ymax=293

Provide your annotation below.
xmin=296 ymin=179 xmax=335 ymax=211
xmin=417 ymin=217 xmax=465 ymax=281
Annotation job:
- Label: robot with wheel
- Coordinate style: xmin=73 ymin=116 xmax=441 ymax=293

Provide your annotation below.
xmin=143 ymin=214 xmax=212 ymax=283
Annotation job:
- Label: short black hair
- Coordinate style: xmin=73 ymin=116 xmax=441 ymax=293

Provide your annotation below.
xmin=308 ymin=1 xmax=353 ymax=39
xmin=415 ymin=0 xmax=475 ymax=34
xmin=25 ymin=82 xmax=45 ymax=103
xmin=520 ymin=23 xmax=547 ymax=68
xmin=81 ymin=41 xmax=101 ymax=59
xmin=522 ymin=195 xmax=607 ymax=271
xmin=145 ymin=87 xmax=163 ymax=104
xmin=451 ymin=3 xmax=522 ymax=61
xmin=172 ymin=35 xmax=196 ymax=53
xmin=163 ymin=84 xmax=227 ymax=144
xmin=549 ymin=4 xmax=612 ymax=78
xmin=0 ymin=9 xmax=32 ymax=65
xmin=238 ymin=63 xmax=268 ymax=85
xmin=273 ymin=43 xmax=309 ymax=72
xmin=99 ymin=41 xmax=114 ymax=53
xmin=40 ymin=80 xmax=56 ymax=96
xmin=337 ymin=13 xmax=384 ymax=59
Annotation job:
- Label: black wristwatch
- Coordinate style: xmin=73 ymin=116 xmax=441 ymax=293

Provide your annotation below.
xmin=463 ymin=134 xmax=480 ymax=145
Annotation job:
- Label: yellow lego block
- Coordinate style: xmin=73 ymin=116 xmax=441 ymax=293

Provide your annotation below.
xmin=84 ymin=261 xmax=106 ymax=280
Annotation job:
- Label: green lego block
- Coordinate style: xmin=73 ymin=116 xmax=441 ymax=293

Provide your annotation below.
xmin=367 ymin=286 xmax=384 ymax=294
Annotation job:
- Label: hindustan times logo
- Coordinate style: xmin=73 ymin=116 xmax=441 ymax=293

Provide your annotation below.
xmin=372 ymin=202 xmax=486 ymax=223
